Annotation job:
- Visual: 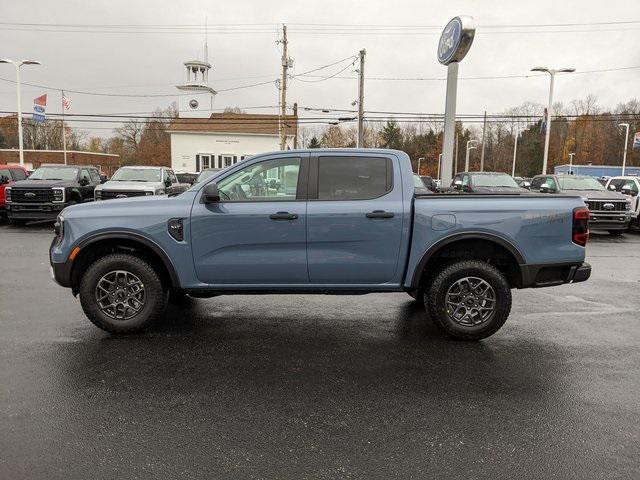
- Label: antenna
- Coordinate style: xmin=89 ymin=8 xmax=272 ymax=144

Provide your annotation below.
xmin=204 ymin=16 xmax=209 ymax=64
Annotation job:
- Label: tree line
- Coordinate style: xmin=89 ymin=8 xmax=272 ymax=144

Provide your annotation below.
xmin=1 ymin=96 xmax=638 ymax=178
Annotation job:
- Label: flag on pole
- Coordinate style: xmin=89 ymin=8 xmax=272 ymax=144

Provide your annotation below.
xmin=62 ymin=94 xmax=71 ymax=110
xmin=32 ymin=94 xmax=47 ymax=123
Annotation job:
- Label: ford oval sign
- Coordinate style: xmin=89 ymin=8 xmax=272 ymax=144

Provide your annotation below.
xmin=438 ymin=16 xmax=476 ymax=65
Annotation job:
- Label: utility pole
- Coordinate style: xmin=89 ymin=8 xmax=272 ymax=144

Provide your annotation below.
xmin=480 ymin=110 xmax=487 ymax=171
xmin=61 ymin=90 xmax=68 ymax=165
xmin=293 ymin=102 xmax=298 ymax=149
xmin=279 ymin=24 xmax=289 ymax=151
xmin=357 ymin=49 xmax=366 ymax=148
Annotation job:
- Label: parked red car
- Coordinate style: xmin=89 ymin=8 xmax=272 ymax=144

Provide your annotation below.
xmin=0 ymin=164 xmax=29 ymax=218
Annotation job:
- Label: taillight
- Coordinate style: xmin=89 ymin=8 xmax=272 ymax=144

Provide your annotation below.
xmin=573 ymin=207 xmax=589 ymax=247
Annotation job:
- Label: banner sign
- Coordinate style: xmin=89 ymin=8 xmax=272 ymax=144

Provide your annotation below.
xmin=633 ymin=132 xmax=640 ymax=150
xmin=32 ymin=94 xmax=47 ymax=123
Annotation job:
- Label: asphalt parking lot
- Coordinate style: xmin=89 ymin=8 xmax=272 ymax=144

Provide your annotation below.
xmin=1 ymin=223 xmax=639 ymax=479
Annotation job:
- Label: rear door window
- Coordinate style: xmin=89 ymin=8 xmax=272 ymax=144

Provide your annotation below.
xmin=317 ymin=156 xmax=392 ymax=200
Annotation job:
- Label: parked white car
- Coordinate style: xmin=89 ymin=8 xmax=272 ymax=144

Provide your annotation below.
xmin=605 ymin=176 xmax=640 ymax=228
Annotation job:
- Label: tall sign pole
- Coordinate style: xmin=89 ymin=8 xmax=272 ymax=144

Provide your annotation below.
xmin=437 ymin=16 xmax=475 ymax=187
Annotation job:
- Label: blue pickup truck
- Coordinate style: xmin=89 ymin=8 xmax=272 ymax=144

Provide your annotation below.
xmin=50 ymin=149 xmax=591 ymax=340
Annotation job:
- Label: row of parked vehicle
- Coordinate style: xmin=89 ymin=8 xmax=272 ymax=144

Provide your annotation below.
xmin=2 ymin=161 xmax=638 ymax=236
xmin=0 ymin=163 xmax=222 ymax=223
xmin=412 ymin=170 xmax=639 ymax=235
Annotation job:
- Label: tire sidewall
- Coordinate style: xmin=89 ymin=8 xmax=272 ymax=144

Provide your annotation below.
xmin=79 ymin=254 xmax=166 ymax=333
xmin=427 ymin=261 xmax=511 ymax=340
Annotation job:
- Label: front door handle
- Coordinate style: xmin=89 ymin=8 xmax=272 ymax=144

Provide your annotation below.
xmin=270 ymin=211 xmax=298 ymax=220
xmin=366 ymin=210 xmax=394 ymax=219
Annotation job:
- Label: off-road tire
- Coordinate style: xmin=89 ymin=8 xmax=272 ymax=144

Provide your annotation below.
xmin=425 ymin=260 xmax=511 ymax=340
xmin=79 ymin=253 xmax=167 ymax=333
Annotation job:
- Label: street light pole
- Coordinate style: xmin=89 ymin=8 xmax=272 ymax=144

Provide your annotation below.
xmin=568 ymin=153 xmax=575 ymax=174
xmin=511 ymin=129 xmax=519 ymax=177
xmin=417 ymin=157 xmax=425 ymax=175
xmin=465 ymin=140 xmax=477 ymax=171
xmin=618 ymin=123 xmax=630 ymax=176
xmin=531 ymin=66 xmax=575 ymax=175
xmin=437 ymin=153 xmax=442 ymax=180
xmin=0 ymin=59 xmax=41 ymax=166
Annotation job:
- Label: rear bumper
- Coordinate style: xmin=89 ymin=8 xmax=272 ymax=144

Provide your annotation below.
xmin=519 ymin=262 xmax=591 ymax=288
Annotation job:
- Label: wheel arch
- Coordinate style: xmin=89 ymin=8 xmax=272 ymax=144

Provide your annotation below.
xmin=70 ymin=232 xmax=180 ymax=293
xmin=410 ymin=232 xmax=525 ymax=289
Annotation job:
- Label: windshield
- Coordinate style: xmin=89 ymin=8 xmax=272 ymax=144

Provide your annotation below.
xmin=111 ymin=168 xmax=162 ymax=182
xmin=196 ymin=169 xmax=220 ymax=183
xmin=472 ymin=174 xmax=519 ymax=188
xmin=557 ymin=176 xmax=605 ymax=191
xmin=29 ymin=167 xmax=78 ymax=181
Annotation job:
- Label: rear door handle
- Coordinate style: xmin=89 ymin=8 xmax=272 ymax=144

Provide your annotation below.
xmin=366 ymin=210 xmax=394 ymax=219
xmin=270 ymin=211 xmax=298 ymax=220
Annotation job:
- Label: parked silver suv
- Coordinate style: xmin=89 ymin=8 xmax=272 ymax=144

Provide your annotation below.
xmin=95 ymin=166 xmax=189 ymax=200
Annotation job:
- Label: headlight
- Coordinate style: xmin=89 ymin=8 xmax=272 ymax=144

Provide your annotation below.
xmin=52 ymin=187 xmax=65 ymax=203
xmin=145 ymin=191 xmax=154 ymax=196
xmin=54 ymin=214 xmax=64 ymax=242
xmin=4 ymin=187 xmax=11 ymax=203
xmin=94 ymin=189 xmax=102 ymax=200
xmin=626 ymin=201 xmax=631 ymax=211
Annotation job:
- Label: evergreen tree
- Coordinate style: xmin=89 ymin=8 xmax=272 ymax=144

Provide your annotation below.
xmin=308 ymin=136 xmax=321 ymax=148
xmin=380 ymin=121 xmax=403 ymax=150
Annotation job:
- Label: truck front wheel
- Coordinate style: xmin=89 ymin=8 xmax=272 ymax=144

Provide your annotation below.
xmin=426 ymin=260 xmax=511 ymax=340
xmin=79 ymin=253 xmax=168 ymax=333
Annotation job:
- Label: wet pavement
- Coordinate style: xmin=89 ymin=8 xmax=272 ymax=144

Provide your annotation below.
xmin=1 ymin=223 xmax=639 ymax=479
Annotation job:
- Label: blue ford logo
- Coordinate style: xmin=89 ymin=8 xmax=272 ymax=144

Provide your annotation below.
xmin=438 ymin=18 xmax=462 ymax=64
xmin=437 ymin=16 xmax=476 ymax=65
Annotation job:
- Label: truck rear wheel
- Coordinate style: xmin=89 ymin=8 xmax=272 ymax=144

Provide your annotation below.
xmin=426 ymin=260 xmax=511 ymax=340
xmin=79 ymin=253 xmax=167 ymax=333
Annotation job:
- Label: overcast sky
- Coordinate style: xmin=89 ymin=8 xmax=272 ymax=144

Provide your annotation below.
xmin=1 ymin=0 xmax=639 ymax=137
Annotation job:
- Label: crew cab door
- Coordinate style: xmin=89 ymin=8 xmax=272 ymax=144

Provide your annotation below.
xmin=190 ymin=153 xmax=309 ymax=285
xmin=78 ymin=168 xmax=94 ymax=201
xmin=306 ymin=153 xmax=404 ymax=284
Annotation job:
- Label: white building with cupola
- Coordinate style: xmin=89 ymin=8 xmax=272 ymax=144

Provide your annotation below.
xmin=169 ymin=40 xmax=297 ymax=174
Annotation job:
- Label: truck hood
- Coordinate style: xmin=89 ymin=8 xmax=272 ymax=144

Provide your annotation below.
xmin=97 ymin=181 xmax=163 ymax=191
xmin=561 ymin=189 xmax=627 ymax=200
xmin=10 ymin=179 xmax=76 ymax=188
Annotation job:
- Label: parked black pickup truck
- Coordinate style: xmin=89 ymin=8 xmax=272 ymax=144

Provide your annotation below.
xmin=5 ymin=164 xmax=101 ymax=222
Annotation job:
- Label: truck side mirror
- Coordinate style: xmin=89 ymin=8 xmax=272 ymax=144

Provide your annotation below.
xmin=79 ymin=177 xmax=89 ymax=186
xmin=621 ymin=186 xmax=633 ymax=196
xmin=539 ymin=184 xmax=551 ymax=193
xmin=608 ymin=184 xmax=617 ymax=191
xmin=164 ymin=178 xmax=172 ymax=187
xmin=100 ymin=175 xmax=107 ymax=184
xmin=522 ymin=181 xmax=531 ymax=189
xmin=453 ymin=180 xmax=463 ymax=190
xmin=203 ymin=182 xmax=220 ymax=203
xmin=0 ymin=175 xmax=9 ymax=185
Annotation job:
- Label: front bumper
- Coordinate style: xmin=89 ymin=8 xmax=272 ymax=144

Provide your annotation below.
xmin=589 ymin=211 xmax=630 ymax=231
xmin=520 ymin=262 xmax=591 ymax=288
xmin=7 ymin=202 xmax=68 ymax=220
